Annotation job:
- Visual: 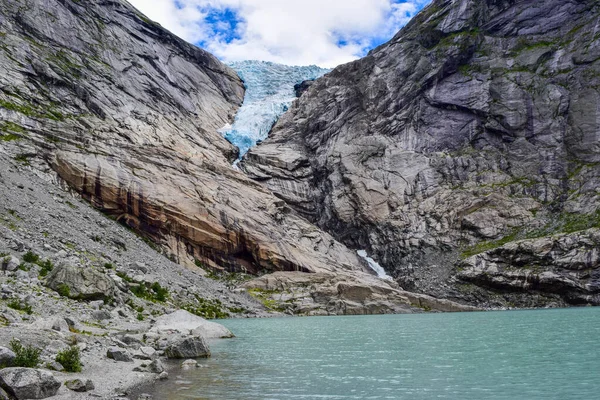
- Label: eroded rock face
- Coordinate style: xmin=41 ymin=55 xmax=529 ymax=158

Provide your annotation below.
xmin=0 ymin=0 xmax=367 ymax=278
xmin=243 ymin=271 xmax=478 ymax=315
xmin=457 ymin=229 xmax=600 ymax=307
xmin=242 ymin=0 xmax=600 ymax=306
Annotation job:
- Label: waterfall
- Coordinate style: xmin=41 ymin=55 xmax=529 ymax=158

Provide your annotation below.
xmin=357 ymin=250 xmax=394 ymax=281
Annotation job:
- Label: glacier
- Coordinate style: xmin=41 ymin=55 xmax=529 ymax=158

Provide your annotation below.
xmin=220 ymin=61 xmax=330 ymax=158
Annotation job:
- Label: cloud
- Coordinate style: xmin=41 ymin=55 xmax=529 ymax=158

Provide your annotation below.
xmin=127 ymin=0 xmax=431 ymax=67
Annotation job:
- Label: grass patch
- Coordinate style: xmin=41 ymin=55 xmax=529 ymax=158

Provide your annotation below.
xmin=9 ymin=339 xmax=41 ymax=368
xmin=22 ymin=251 xmax=39 ymax=263
xmin=130 ymin=281 xmax=169 ymax=303
xmin=38 ymin=259 xmax=54 ymax=278
xmin=13 ymin=154 xmax=32 ymax=165
xmin=183 ymin=297 xmax=230 ymax=319
xmin=56 ymin=283 xmax=71 ymax=297
xmin=247 ymin=288 xmax=286 ymax=312
xmin=55 ymin=346 xmax=82 ymax=372
xmin=7 ymin=299 xmax=32 ymax=315
xmin=461 ymin=210 xmax=600 ymax=258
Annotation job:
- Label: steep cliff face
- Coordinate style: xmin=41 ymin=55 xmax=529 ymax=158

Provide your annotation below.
xmin=242 ymin=0 xmax=600 ymax=307
xmin=0 ymin=0 xmax=367 ymax=278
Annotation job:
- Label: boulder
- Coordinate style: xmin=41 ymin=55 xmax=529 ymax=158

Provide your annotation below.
xmin=107 ymin=347 xmax=133 ymax=362
xmin=157 ymin=372 xmax=169 ymax=381
xmin=165 ymin=336 xmax=210 ymax=359
xmin=181 ymin=359 xmax=198 ymax=369
xmin=151 ymin=310 xmax=234 ymax=339
xmin=148 ymin=359 xmax=164 ymax=374
xmin=65 ymin=379 xmax=94 ymax=392
xmin=133 ymin=347 xmax=157 ymax=360
xmin=45 ymin=264 xmax=116 ymax=301
xmin=1 ymin=257 xmax=20 ymax=272
xmin=0 ymin=368 xmax=61 ymax=399
xmin=0 ymin=347 xmax=16 ymax=368
xmin=31 ymin=318 xmax=70 ymax=334
xmin=92 ymin=310 xmax=112 ymax=321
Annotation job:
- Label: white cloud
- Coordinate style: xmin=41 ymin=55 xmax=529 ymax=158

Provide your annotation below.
xmin=127 ymin=0 xmax=430 ymax=68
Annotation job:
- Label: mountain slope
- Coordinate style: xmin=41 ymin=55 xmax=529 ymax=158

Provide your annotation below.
xmin=0 ymin=0 xmax=476 ymax=315
xmin=0 ymin=0 xmax=369 ymax=277
xmin=242 ymin=0 xmax=600 ymax=308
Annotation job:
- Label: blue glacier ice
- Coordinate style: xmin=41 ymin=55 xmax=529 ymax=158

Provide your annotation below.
xmin=220 ymin=61 xmax=330 ymax=158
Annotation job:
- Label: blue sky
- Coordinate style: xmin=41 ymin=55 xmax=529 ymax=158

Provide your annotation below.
xmin=129 ymin=0 xmax=431 ymax=67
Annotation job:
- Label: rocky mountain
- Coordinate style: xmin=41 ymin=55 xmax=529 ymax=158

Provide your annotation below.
xmin=0 ymin=0 xmax=363 ymax=275
xmin=242 ymin=0 xmax=600 ymax=308
xmin=0 ymin=0 xmax=479 ymax=316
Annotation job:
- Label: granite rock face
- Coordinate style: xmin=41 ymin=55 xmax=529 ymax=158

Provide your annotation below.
xmin=0 ymin=0 xmax=367 ymax=278
xmin=242 ymin=0 xmax=600 ymax=307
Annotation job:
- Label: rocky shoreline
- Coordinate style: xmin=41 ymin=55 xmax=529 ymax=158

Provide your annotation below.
xmin=0 ymin=150 xmax=270 ymax=399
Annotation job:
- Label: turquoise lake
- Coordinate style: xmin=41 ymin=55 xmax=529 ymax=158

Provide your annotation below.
xmin=152 ymin=308 xmax=600 ymax=399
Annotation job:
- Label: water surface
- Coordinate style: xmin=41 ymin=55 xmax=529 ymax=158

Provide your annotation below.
xmin=153 ymin=308 xmax=600 ymax=399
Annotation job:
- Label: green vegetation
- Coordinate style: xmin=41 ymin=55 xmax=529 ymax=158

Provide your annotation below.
xmin=116 ymin=271 xmax=134 ymax=282
xmin=56 ymin=283 xmax=71 ymax=298
xmin=130 ymin=281 xmax=169 ymax=303
xmin=55 ymin=346 xmax=82 ymax=372
xmin=22 ymin=251 xmax=40 ymax=263
xmin=19 ymin=251 xmax=54 ymax=277
xmin=9 ymin=339 xmax=41 ymax=368
xmin=247 ymin=288 xmax=286 ymax=312
xmin=183 ymin=297 xmax=230 ymax=319
xmin=461 ymin=210 xmax=600 ymax=259
xmin=7 ymin=299 xmax=33 ymax=315
xmin=103 ymin=262 xmax=114 ymax=270
xmin=14 ymin=153 xmax=32 ymax=165
xmin=0 ymin=98 xmax=67 ymax=122
xmin=137 ymin=313 xmax=145 ymax=321
xmin=38 ymin=259 xmax=54 ymax=278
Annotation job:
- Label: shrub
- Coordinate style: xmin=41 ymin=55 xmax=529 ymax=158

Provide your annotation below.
xmin=38 ymin=259 xmax=54 ymax=277
xmin=22 ymin=251 xmax=39 ymax=263
xmin=130 ymin=281 xmax=169 ymax=303
xmin=56 ymin=283 xmax=71 ymax=297
xmin=10 ymin=339 xmax=41 ymax=368
xmin=7 ymin=299 xmax=32 ymax=315
xmin=55 ymin=346 xmax=82 ymax=372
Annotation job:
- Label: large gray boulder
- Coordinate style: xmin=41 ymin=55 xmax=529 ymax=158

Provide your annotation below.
xmin=165 ymin=336 xmax=211 ymax=359
xmin=0 ymin=368 xmax=61 ymax=399
xmin=45 ymin=264 xmax=116 ymax=301
xmin=151 ymin=310 xmax=234 ymax=339
xmin=107 ymin=347 xmax=133 ymax=362
xmin=1 ymin=257 xmax=20 ymax=272
xmin=65 ymin=379 xmax=94 ymax=392
xmin=0 ymin=347 xmax=16 ymax=368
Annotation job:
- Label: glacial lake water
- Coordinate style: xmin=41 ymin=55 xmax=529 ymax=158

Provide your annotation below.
xmin=151 ymin=308 xmax=600 ymax=399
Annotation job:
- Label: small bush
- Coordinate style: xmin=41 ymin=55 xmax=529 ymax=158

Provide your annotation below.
xmin=151 ymin=282 xmax=168 ymax=302
xmin=130 ymin=281 xmax=168 ymax=303
xmin=10 ymin=339 xmax=41 ymax=368
xmin=103 ymin=262 xmax=114 ymax=270
xmin=38 ymin=259 xmax=54 ymax=277
xmin=137 ymin=313 xmax=144 ymax=321
xmin=56 ymin=284 xmax=71 ymax=297
xmin=7 ymin=299 xmax=32 ymax=315
xmin=55 ymin=346 xmax=82 ymax=372
xmin=22 ymin=251 xmax=39 ymax=263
